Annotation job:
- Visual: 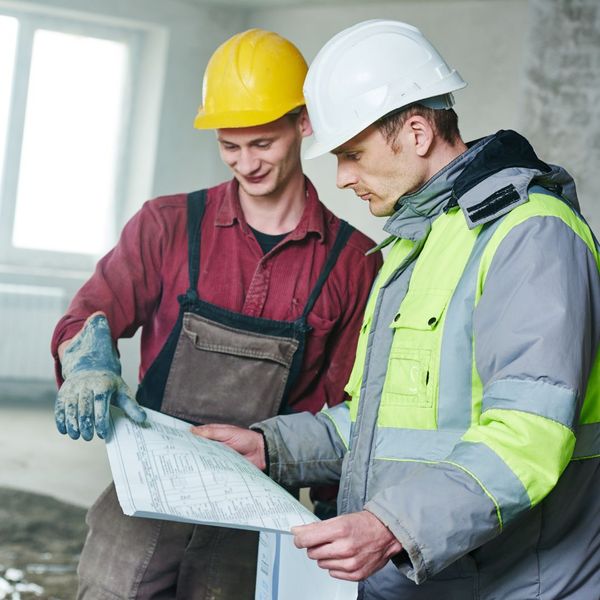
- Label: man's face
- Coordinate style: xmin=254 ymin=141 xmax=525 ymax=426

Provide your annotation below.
xmin=217 ymin=112 xmax=310 ymax=200
xmin=333 ymin=124 xmax=425 ymax=217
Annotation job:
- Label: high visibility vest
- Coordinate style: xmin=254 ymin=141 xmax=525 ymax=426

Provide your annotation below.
xmin=331 ymin=188 xmax=600 ymax=527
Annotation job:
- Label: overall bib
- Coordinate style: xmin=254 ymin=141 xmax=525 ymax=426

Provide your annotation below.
xmin=78 ymin=190 xmax=353 ymax=600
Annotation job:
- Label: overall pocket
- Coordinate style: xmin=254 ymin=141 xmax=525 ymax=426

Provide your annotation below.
xmin=162 ymin=313 xmax=299 ymax=427
xmin=379 ymin=290 xmax=451 ymax=430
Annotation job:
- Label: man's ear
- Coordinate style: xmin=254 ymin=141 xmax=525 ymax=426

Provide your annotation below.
xmin=298 ymin=107 xmax=313 ymax=138
xmin=405 ymin=115 xmax=434 ymax=157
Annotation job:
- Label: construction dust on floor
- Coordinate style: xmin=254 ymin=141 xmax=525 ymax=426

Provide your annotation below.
xmin=0 ymin=487 xmax=86 ymax=599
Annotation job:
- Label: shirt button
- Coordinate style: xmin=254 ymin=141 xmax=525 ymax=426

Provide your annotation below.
xmin=394 ymin=313 xmax=401 ymax=322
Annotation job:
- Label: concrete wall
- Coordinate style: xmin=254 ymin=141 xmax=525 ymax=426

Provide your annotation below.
xmin=520 ymin=0 xmax=600 ymax=232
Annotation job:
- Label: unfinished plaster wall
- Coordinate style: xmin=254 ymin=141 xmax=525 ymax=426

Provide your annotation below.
xmin=520 ymin=0 xmax=600 ymax=232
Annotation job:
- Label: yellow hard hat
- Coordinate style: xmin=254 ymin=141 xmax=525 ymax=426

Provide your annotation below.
xmin=194 ymin=29 xmax=308 ymax=129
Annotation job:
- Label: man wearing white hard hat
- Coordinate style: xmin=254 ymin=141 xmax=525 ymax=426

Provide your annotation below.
xmin=194 ymin=20 xmax=600 ymax=598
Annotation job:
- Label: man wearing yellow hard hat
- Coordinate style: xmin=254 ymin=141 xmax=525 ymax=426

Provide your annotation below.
xmin=50 ymin=28 xmax=381 ymax=599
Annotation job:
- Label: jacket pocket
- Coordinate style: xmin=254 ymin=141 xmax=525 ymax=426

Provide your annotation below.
xmin=379 ymin=290 xmax=450 ymax=430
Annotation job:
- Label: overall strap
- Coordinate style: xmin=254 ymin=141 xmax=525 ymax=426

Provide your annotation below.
xmin=186 ymin=190 xmax=207 ymax=295
xmin=302 ymin=220 xmax=355 ymax=319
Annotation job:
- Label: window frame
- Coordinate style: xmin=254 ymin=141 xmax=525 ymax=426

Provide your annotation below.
xmin=0 ymin=6 xmax=145 ymax=271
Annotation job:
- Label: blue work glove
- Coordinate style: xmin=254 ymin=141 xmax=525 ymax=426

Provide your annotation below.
xmin=55 ymin=313 xmax=147 ymax=441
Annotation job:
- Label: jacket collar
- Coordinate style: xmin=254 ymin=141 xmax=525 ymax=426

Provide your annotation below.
xmin=383 ymin=130 xmax=578 ymax=241
xmin=382 ymin=137 xmax=486 ymax=241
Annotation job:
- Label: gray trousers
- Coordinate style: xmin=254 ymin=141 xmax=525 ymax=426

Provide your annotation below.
xmin=77 ymin=484 xmax=258 ymax=599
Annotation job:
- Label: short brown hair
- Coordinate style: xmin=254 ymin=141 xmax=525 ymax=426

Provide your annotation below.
xmin=285 ymin=106 xmax=304 ymax=123
xmin=376 ymin=105 xmax=461 ymax=151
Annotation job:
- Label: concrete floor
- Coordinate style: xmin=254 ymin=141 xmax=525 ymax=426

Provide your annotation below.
xmin=0 ymin=400 xmax=112 ymax=508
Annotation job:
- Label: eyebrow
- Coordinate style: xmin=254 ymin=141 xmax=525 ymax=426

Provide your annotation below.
xmin=331 ymin=147 xmax=358 ymax=156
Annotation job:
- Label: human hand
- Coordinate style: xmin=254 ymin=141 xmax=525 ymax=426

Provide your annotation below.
xmin=55 ymin=313 xmax=146 ymax=441
xmin=291 ymin=510 xmax=403 ymax=581
xmin=191 ymin=424 xmax=266 ymax=471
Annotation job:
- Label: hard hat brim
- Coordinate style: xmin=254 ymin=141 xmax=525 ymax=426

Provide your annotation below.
xmin=302 ymin=88 xmax=466 ymax=160
xmin=194 ymin=103 xmax=305 ymax=130
xmin=303 ymin=118 xmax=375 ymax=160
xmin=303 ymin=136 xmax=342 ymax=160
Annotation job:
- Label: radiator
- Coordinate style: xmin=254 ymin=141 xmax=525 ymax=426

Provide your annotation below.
xmin=0 ymin=283 xmax=66 ymax=380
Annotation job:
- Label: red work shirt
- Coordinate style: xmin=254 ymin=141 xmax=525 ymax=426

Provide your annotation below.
xmin=52 ymin=178 xmax=382 ymax=414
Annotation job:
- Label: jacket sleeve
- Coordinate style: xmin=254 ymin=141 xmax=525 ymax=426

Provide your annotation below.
xmin=364 ymin=215 xmax=600 ymax=583
xmin=51 ymin=200 xmax=167 ymax=383
xmin=254 ymin=402 xmax=352 ymax=488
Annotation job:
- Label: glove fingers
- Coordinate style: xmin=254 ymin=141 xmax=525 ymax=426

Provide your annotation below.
xmin=65 ymin=391 xmax=81 ymax=440
xmin=115 ymin=387 xmax=147 ymax=424
xmin=94 ymin=391 xmax=111 ymax=440
xmin=78 ymin=388 xmax=96 ymax=441
xmin=55 ymin=390 xmax=67 ymax=435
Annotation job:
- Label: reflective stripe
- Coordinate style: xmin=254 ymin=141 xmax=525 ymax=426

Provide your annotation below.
xmin=573 ymin=422 xmax=600 ymax=459
xmin=374 ymin=428 xmax=463 ymax=461
xmin=374 ymin=430 xmax=532 ymax=528
xmin=321 ymin=403 xmax=352 ymax=450
xmin=529 ymin=188 xmax=600 ymax=258
xmin=438 ymin=218 xmax=503 ymax=429
xmin=483 ymin=378 xmax=578 ymax=429
xmin=444 ymin=441 xmax=531 ymax=527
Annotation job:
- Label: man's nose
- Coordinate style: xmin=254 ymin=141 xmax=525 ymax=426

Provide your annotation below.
xmin=236 ymin=150 xmax=260 ymax=175
xmin=336 ymin=162 xmax=358 ymax=189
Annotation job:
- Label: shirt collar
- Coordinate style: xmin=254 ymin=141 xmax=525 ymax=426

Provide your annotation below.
xmin=214 ymin=179 xmax=245 ymax=227
xmin=215 ymin=177 xmax=327 ymax=243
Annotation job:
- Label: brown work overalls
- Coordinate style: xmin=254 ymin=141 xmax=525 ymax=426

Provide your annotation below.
xmin=77 ymin=190 xmax=353 ymax=599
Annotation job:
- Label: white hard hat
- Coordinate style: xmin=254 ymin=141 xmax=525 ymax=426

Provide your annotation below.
xmin=303 ymin=19 xmax=467 ymax=159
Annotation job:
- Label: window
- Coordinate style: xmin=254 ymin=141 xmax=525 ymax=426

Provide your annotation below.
xmin=0 ymin=8 xmax=146 ymax=270
xmin=13 ymin=30 xmax=128 ymax=255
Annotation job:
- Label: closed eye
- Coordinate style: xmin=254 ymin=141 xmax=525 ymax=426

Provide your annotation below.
xmin=253 ymin=140 xmax=273 ymax=149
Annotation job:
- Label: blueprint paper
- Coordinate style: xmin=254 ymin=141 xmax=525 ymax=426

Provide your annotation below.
xmin=105 ymin=407 xmax=318 ymax=533
xmin=256 ymin=532 xmax=358 ymax=600
xmin=106 ymin=407 xmax=357 ymax=598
